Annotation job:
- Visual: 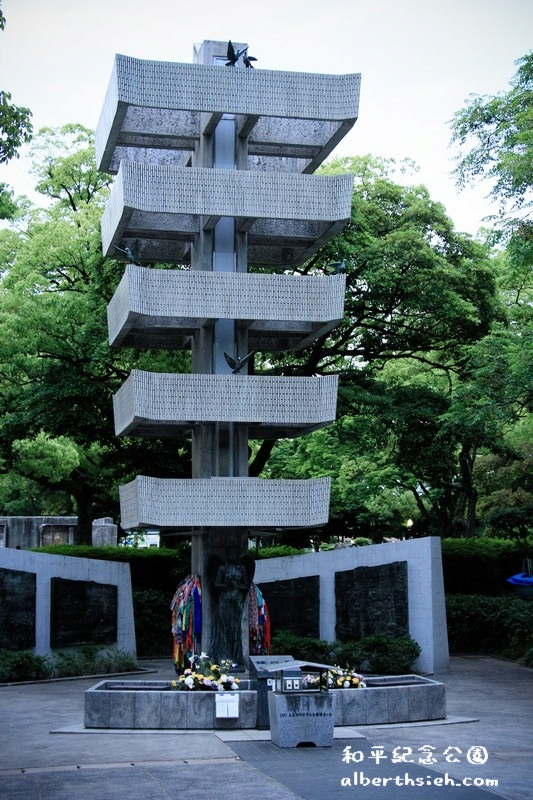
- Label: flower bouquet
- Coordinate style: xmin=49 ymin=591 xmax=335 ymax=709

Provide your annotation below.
xmin=172 ymin=652 xmax=240 ymax=691
xmin=328 ymin=667 xmax=366 ymax=689
xmin=300 ymin=667 xmax=366 ymax=691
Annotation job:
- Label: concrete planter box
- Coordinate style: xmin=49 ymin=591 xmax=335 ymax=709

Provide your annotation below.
xmin=333 ymin=675 xmax=446 ymax=726
xmin=268 ymin=691 xmax=336 ymax=748
xmin=84 ymin=680 xmax=257 ymax=730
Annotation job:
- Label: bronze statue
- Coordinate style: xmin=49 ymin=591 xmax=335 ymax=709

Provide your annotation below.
xmin=207 ymin=545 xmax=255 ymax=665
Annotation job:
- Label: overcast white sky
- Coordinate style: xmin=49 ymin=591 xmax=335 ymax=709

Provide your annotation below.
xmin=1 ymin=0 xmax=532 ymax=234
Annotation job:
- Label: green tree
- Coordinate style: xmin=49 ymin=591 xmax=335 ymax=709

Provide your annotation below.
xmin=449 ymin=58 xmax=533 ymax=536
xmin=0 ymin=3 xmax=33 ymax=219
xmin=0 ymin=89 xmax=33 ymax=166
xmin=450 ymin=51 xmax=533 ymax=216
xmin=251 ymin=156 xmax=501 ymax=538
xmin=0 ymin=126 xmax=190 ymax=540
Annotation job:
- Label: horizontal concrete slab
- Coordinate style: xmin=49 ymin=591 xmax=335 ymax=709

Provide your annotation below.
xmin=119 ymin=475 xmax=331 ymax=530
xmin=96 ymin=54 xmax=360 ymax=174
xmin=113 ymin=372 xmax=339 ymax=439
xmin=101 ymin=164 xmax=353 ymax=266
xmin=107 ymin=266 xmax=345 ymax=351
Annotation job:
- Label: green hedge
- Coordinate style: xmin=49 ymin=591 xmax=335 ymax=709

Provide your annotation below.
xmin=34 ymin=544 xmax=190 ymax=595
xmin=254 ymin=545 xmax=304 ymax=559
xmin=270 ymin=630 xmax=421 ymax=674
xmin=133 ymin=589 xmax=174 ymax=657
xmin=0 ymin=646 xmax=138 ymax=683
xmin=441 ymin=538 xmax=530 ymax=596
xmin=446 ymin=594 xmax=533 ymax=661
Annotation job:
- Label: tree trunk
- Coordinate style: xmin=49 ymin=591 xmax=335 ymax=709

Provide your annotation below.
xmin=73 ymin=486 xmax=93 ymax=544
xmin=458 ymin=444 xmax=478 ymax=537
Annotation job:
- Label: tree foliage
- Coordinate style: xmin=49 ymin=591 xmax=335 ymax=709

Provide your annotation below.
xmin=450 ymin=51 xmax=533 ymax=216
xmin=0 ymin=126 xmax=190 ymax=541
xmin=264 ymin=154 xmax=530 ymax=540
xmin=251 ymin=156 xmax=509 ymax=538
xmin=284 ymin=156 xmax=498 ymax=371
xmin=0 ymin=90 xmax=33 ymax=166
xmin=0 ymin=4 xmax=33 ymax=219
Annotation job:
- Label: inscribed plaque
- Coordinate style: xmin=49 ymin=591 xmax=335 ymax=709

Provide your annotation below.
xmin=258 ymin=576 xmax=319 ymax=638
xmin=50 ymin=578 xmax=117 ymax=647
xmin=0 ymin=567 xmax=36 ymax=650
xmin=335 ymin=561 xmax=408 ymax=641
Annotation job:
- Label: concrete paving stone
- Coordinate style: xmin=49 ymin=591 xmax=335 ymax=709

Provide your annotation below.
xmin=229 ymin=739 xmax=503 ymax=800
xmin=0 ymin=768 xmax=170 ymax=800
xmin=0 ymin=656 xmax=531 ymax=799
xmin=147 ymin=762 xmax=304 ymax=799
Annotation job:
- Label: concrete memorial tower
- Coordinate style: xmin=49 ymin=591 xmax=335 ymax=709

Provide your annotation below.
xmin=97 ymin=41 xmax=360 ymax=666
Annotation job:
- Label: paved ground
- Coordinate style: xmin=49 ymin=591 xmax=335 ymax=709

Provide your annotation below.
xmin=0 ymin=655 xmax=531 ymax=800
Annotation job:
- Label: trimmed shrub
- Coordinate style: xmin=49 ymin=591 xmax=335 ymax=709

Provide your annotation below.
xmin=0 ymin=650 xmax=52 ymax=682
xmin=254 ymin=545 xmax=305 ymax=559
xmin=330 ymin=634 xmax=421 ymax=674
xmin=0 ymin=646 xmax=138 ymax=683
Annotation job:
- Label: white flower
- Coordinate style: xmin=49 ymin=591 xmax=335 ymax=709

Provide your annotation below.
xmin=360 ymin=682 xmax=367 ymax=688
xmin=217 ymin=683 xmax=225 ymax=691
xmin=220 ymin=674 xmax=228 ymax=683
xmin=231 ymin=682 xmax=239 ymax=690
xmin=343 ymin=680 xmax=351 ymax=688
xmin=184 ymin=676 xmax=194 ymax=688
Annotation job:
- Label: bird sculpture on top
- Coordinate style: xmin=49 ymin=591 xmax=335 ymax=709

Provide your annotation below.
xmin=243 ymin=52 xmax=257 ymax=68
xmin=225 ymin=40 xmax=257 ymax=68
xmin=114 ymin=239 xmax=141 ymax=264
xmin=224 ymin=350 xmax=256 ymax=373
xmin=327 ymin=259 xmax=346 ymax=274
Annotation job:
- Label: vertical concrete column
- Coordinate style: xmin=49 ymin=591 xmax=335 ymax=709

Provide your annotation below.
xmin=190 ymin=42 xmax=251 ymax=663
xmin=34 ymin=574 xmax=51 ymax=655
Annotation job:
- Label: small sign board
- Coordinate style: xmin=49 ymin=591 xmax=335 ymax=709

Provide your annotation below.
xmin=249 ymin=655 xmax=296 ymax=677
xmin=259 ymin=660 xmax=335 ymax=693
xmin=215 ymin=693 xmax=239 ymax=718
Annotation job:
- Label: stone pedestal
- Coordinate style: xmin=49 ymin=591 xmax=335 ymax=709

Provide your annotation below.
xmin=92 ymin=517 xmax=118 ymax=547
xmin=268 ymin=691 xmax=336 ymax=748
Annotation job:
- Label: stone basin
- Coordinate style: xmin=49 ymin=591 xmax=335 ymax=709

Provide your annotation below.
xmin=84 ymin=680 xmax=257 ymax=729
xmin=84 ymin=674 xmax=446 ymax=730
xmin=334 ymin=674 xmax=446 ymax=726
